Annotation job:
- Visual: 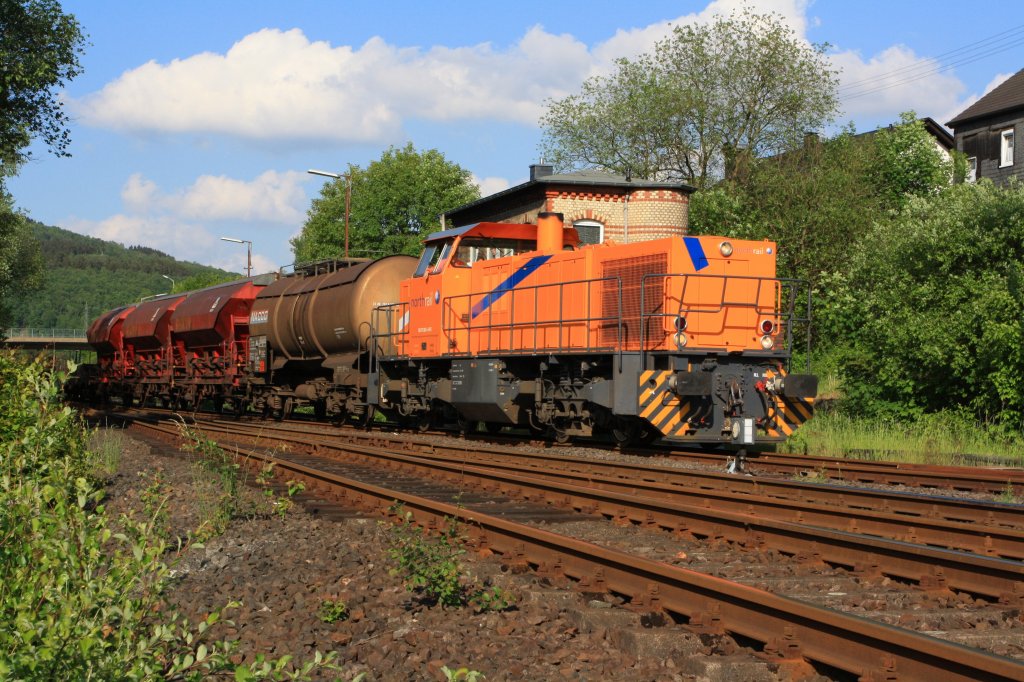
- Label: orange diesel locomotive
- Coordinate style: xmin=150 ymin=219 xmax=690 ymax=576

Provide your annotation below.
xmin=77 ymin=211 xmax=816 ymax=449
xmin=370 ymin=212 xmax=816 ymax=445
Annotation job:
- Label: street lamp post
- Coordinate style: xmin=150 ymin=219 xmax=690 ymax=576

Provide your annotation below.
xmin=220 ymin=237 xmax=252 ymax=277
xmin=308 ymin=168 xmax=351 ymax=259
xmin=162 ymin=274 xmax=175 ymax=291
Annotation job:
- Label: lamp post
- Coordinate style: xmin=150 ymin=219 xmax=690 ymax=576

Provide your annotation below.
xmin=162 ymin=274 xmax=175 ymax=291
xmin=308 ymin=168 xmax=351 ymax=259
xmin=220 ymin=237 xmax=252 ymax=277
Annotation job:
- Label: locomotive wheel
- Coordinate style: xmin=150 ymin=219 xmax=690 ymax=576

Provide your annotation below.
xmin=551 ymin=425 xmax=571 ymax=444
xmin=457 ymin=417 xmax=477 ymax=437
xmin=611 ymin=422 xmax=637 ymax=447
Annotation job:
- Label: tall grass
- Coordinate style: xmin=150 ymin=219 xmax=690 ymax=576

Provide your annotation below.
xmin=781 ymin=411 xmax=1024 ymax=466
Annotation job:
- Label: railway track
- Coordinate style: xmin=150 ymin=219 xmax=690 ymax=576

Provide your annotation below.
xmin=111 ymin=409 xmax=1024 ymax=680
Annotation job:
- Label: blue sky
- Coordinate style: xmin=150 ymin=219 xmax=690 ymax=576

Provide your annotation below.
xmin=9 ymin=0 xmax=1024 ymax=275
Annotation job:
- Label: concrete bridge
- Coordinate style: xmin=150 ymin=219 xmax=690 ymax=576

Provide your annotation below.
xmin=1 ymin=328 xmax=92 ymax=351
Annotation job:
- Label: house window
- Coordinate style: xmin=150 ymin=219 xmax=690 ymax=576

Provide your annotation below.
xmin=967 ymin=156 xmax=977 ymax=182
xmin=573 ymin=220 xmax=604 ymax=246
xmin=1000 ymin=129 xmax=1014 ymax=167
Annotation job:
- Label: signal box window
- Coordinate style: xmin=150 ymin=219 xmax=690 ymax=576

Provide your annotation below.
xmin=573 ymin=220 xmax=604 ymax=246
xmin=967 ymin=157 xmax=977 ymax=183
xmin=1001 ymin=129 xmax=1014 ymax=167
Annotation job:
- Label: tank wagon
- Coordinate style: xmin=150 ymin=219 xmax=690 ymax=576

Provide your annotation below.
xmin=76 ymin=213 xmax=816 ymax=448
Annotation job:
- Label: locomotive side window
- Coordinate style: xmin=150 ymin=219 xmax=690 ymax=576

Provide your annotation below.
xmin=453 ymin=237 xmax=534 ymax=266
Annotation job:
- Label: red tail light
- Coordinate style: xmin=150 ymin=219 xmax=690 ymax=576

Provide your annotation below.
xmin=759 ymin=319 xmax=776 ymax=334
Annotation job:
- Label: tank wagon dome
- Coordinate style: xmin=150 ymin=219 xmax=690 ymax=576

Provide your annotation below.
xmin=250 ymin=254 xmax=417 ymax=362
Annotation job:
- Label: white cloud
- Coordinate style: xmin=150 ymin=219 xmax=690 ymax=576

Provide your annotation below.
xmin=69 ymin=0 xmax=815 ymax=145
xmin=66 ymin=214 xmax=217 ymax=259
xmin=62 ymin=171 xmax=304 ymax=272
xmin=832 ymin=46 xmax=966 ymax=124
xmin=121 ymin=170 xmax=307 ymax=224
xmin=472 ymin=175 xmax=511 ymax=199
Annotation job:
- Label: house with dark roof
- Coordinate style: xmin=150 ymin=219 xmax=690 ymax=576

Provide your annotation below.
xmin=947 ymin=68 xmax=1024 ymax=184
xmin=445 ymin=165 xmax=695 ymax=246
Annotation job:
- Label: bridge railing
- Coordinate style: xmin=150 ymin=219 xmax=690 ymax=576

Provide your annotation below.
xmin=3 ymin=328 xmax=88 ymax=339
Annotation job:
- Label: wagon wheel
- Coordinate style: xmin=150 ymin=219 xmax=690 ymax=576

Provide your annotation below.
xmin=416 ymin=413 xmax=432 ymax=433
xmin=484 ymin=422 xmax=504 ymax=435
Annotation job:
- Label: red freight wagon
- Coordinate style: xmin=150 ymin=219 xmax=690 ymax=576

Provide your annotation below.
xmin=169 ymin=277 xmax=268 ymax=410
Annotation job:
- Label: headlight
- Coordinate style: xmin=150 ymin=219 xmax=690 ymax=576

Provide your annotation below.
xmin=760 ymin=335 xmax=774 ymax=350
xmin=674 ymin=332 xmax=688 ymax=348
xmin=719 ymin=241 xmax=734 ymax=257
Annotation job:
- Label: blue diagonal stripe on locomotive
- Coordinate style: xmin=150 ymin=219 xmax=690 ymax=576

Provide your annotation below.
xmin=470 ymin=254 xmax=553 ymax=320
xmin=683 ymin=236 xmax=709 ymax=271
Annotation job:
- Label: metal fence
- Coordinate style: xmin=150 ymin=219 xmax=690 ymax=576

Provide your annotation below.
xmin=3 ymin=328 xmax=87 ymax=339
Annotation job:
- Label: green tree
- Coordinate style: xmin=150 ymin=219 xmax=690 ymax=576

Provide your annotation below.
xmin=818 ymin=181 xmax=1024 ymax=424
xmin=690 ymin=128 xmax=879 ymax=286
xmin=0 ymin=0 xmax=87 ymax=183
xmin=689 ymin=113 xmax=956 ymax=288
xmin=539 ymin=8 xmax=838 ymax=188
xmin=0 ymin=194 xmax=42 ymax=328
xmin=170 ymin=270 xmax=242 ymax=294
xmin=869 ymin=111 xmax=956 ymax=211
xmin=291 ymin=144 xmax=480 ymax=263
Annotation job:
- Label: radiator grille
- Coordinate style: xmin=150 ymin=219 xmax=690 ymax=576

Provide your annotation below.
xmin=601 ymin=254 xmax=667 ymax=348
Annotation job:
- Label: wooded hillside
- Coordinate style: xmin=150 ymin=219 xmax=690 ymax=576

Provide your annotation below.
xmin=6 ymin=221 xmax=237 ymax=329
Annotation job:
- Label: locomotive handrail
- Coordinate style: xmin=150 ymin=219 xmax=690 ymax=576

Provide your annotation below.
xmin=638 ymin=272 xmax=811 ymax=366
xmin=438 ymin=275 xmax=625 ymax=361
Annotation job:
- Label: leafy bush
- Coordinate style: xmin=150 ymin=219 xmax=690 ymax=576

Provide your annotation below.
xmin=384 ymin=504 xmax=515 ymax=612
xmin=0 ymin=353 xmax=338 ymax=680
xmin=818 ymin=180 xmax=1024 ymax=426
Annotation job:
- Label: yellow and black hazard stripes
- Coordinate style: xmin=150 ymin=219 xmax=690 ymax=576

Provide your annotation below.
xmin=765 ymin=396 xmax=815 ymax=439
xmin=638 ymin=369 xmax=698 ymax=438
xmin=637 ymin=366 xmax=817 ymax=442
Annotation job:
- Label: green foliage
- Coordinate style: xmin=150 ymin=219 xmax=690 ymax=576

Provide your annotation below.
xmin=384 ymin=505 xmax=515 ymax=612
xmin=178 ymin=422 xmax=240 ymax=541
xmin=818 ymin=181 xmax=1024 ymax=424
xmin=868 ymin=111 xmax=954 ymax=211
xmin=0 ymin=0 xmax=87 ymax=183
xmin=442 ymin=667 xmax=486 ymax=682
xmin=0 ymin=194 xmax=43 ymax=327
xmin=171 ymin=270 xmax=243 ymax=294
xmin=6 ymin=221 xmax=237 ymax=328
xmin=291 ymin=143 xmax=480 ymax=262
xmin=540 ymin=7 xmax=838 ymax=188
xmin=87 ymin=427 xmax=125 ymax=480
xmin=139 ymin=469 xmax=170 ymax=538
xmin=468 ymin=585 xmax=515 ymax=614
xmin=0 ymin=353 xmax=339 ymax=680
xmin=317 ymin=598 xmax=349 ymax=624
xmin=386 ymin=507 xmax=466 ymax=607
